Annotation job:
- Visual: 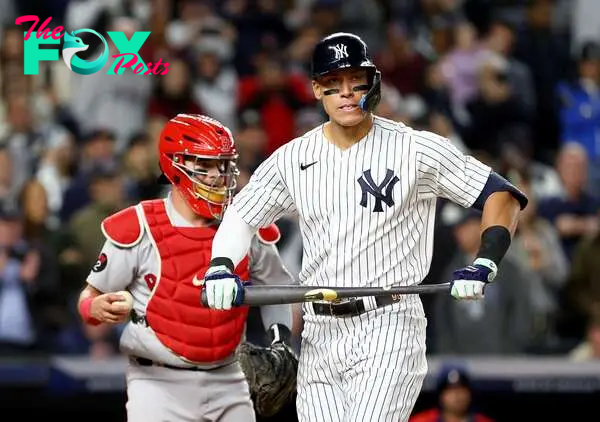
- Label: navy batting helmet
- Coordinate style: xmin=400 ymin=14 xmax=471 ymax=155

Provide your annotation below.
xmin=311 ymin=32 xmax=381 ymax=113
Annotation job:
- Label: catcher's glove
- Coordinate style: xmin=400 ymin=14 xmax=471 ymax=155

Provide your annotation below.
xmin=237 ymin=324 xmax=298 ymax=417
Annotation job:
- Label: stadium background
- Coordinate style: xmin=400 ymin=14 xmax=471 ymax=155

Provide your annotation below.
xmin=1 ymin=0 xmax=600 ymax=420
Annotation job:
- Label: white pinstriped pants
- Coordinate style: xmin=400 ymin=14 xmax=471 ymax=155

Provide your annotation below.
xmin=296 ymin=295 xmax=428 ymax=422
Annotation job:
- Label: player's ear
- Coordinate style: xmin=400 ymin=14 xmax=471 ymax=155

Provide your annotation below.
xmin=312 ymin=80 xmax=322 ymax=101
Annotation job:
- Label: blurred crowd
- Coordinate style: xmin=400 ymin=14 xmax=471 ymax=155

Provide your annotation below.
xmin=1 ymin=0 xmax=600 ymax=365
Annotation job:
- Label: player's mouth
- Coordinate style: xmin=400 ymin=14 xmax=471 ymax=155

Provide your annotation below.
xmin=339 ymin=104 xmax=358 ymax=111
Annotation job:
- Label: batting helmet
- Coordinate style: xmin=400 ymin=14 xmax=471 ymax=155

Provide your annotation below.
xmin=311 ymin=32 xmax=381 ymax=112
xmin=158 ymin=114 xmax=239 ymax=220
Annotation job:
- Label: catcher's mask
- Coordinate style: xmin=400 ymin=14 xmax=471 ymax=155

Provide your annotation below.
xmin=158 ymin=114 xmax=239 ymax=220
xmin=311 ymin=32 xmax=381 ymax=112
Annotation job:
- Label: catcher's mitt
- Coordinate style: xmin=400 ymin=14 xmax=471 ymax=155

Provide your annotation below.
xmin=237 ymin=340 xmax=299 ymax=417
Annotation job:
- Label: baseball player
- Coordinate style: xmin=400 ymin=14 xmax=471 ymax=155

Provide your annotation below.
xmin=202 ymin=33 xmax=528 ymax=422
xmin=77 ymin=114 xmax=296 ymax=422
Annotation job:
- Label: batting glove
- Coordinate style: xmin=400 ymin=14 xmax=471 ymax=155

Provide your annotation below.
xmin=202 ymin=266 xmax=246 ymax=310
xmin=450 ymin=258 xmax=498 ymax=300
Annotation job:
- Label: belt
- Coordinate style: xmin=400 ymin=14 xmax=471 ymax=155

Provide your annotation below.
xmin=132 ymin=357 xmax=211 ymax=372
xmin=311 ymin=295 xmax=402 ymax=317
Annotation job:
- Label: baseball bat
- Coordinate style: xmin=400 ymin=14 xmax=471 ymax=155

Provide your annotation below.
xmin=200 ymin=283 xmax=451 ymax=307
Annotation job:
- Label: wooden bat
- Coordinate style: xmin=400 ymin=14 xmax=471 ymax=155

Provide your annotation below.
xmin=200 ymin=283 xmax=451 ymax=307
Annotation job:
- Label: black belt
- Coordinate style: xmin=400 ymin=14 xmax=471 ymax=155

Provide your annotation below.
xmin=311 ymin=295 xmax=402 ymax=317
xmin=132 ymin=357 xmax=213 ymax=372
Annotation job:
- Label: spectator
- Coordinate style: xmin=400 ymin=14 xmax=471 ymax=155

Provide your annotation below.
xmin=375 ymin=22 xmax=428 ymax=96
xmin=234 ymin=110 xmax=269 ymax=173
xmin=0 ymin=207 xmax=55 ymax=355
xmin=36 ymin=127 xmax=77 ymax=228
xmin=462 ymin=53 xmax=532 ymax=155
xmin=0 ymin=147 xmax=14 ymax=210
xmin=439 ymin=20 xmax=488 ymax=111
xmin=496 ymin=129 xmax=564 ymax=202
xmin=564 ymin=228 xmax=600 ymax=336
xmin=0 ymin=94 xmax=45 ymax=202
xmin=148 ymin=57 xmax=203 ymax=120
xmin=569 ymin=303 xmax=600 ymax=361
xmin=512 ymin=177 xmax=569 ymax=350
xmin=60 ymin=129 xmax=117 ymax=223
xmin=68 ymin=17 xmax=153 ymax=152
xmin=410 ymin=364 xmax=494 ymax=422
xmin=191 ymin=36 xmax=238 ymax=131
xmin=432 ymin=204 xmax=536 ymax=355
xmin=68 ymin=164 xmax=127 ymax=270
xmin=513 ymin=0 xmax=571 ymax=155
xmin=538 ymin=143 xmax=599 ymax=261
xmin=482 ymin=17 xmax=537 ymax=119
xmin=556 ymin=41 xmax=600 ymax=199
xmin=122 ymin=132 xmax=162 ymax=202
xmin=238 ymin=53 xmax=313 ymax=155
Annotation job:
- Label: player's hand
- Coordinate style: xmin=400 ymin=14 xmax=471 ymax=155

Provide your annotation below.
xmin=450 ymin=258 xmax=498 ymax=300
xmin=90 ymin=292 xmax=132 ymax=324
xmin=202 ymin=266 xmax=245 ymax=310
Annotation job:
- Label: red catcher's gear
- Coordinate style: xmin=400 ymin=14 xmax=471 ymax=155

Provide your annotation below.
xmin=158 ymin=114 xmax=239 ymax=220
xmin=102 ymin=199 xmax=250 ymax=363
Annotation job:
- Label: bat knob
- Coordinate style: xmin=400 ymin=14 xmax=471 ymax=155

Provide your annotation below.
xmin=200 ymin=290 xmax=209 ymax=307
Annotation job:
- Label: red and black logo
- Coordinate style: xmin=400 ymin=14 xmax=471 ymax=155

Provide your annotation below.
xmin=93 ymin=253 xmax=108 ymax=273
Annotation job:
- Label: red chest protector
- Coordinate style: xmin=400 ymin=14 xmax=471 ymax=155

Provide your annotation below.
xmin=102 ymin=199 xmax=252 ymax=363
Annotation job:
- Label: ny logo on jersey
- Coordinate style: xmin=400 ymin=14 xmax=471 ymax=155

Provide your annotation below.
xmin=329 ymin=43 xmax=349 ymax=60
xmin=357 ymin=169 xmax=399 ymax=212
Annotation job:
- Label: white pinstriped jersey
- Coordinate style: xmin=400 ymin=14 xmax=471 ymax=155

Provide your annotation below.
xmin=232 ymin=115 xmax=491 ymax=289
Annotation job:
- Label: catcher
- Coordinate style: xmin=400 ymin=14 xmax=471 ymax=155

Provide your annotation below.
xmin=77 ymin=114 xmax=298 ymax=421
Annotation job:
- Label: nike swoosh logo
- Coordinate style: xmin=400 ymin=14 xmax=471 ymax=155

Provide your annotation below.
xmin=192 ymin=275 xmax=204 ymax=286
xmin=300 ymin=161 xmax=318 ymax=171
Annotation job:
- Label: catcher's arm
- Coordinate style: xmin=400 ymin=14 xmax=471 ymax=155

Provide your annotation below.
xmin=248 ymin=235 xmax=296 ymax=338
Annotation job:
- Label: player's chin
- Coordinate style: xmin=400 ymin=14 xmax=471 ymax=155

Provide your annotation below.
xmin=334 ymin=109 xmax=366 ymax=127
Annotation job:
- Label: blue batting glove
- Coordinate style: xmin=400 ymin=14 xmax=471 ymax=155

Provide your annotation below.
xmin=450 ymin=258 xmax=498 ymax=300
xmin=203 ymin=266 xmax=246 ymax=310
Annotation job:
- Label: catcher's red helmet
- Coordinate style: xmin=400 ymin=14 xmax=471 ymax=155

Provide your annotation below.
xmin=158 ymin=114 xmax=239 ymax=219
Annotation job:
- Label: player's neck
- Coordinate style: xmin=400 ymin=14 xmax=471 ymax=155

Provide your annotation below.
xmin=441 ymin=411 xmax=468 ymax=422
xmin=170 ymin=189 xmax=213 ymax=227
xmin=325 ymin=114 xmax=373 ymax=150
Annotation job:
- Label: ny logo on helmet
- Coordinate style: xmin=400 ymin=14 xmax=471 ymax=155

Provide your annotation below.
xmin=329 ymin=43 xmax=349 ymax=60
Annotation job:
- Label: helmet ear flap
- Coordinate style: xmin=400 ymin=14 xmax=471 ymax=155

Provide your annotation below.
xmin=359 ymin=70 xmax=381 ymax=112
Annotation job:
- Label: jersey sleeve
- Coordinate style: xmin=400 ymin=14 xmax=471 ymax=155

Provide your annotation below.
xmin=414 ymin=131 xmax=491 ymax=208
xmin=231 ymin=151 xmax=297 ymax=228
xmin=86 ymin=239 xmax=138 ymax=293
xmin=248 ymin=237 xmax=297 ymax=286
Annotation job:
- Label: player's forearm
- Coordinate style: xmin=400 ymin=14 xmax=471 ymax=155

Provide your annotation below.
xmin=78 ymin=283 xmax=103 ymax=325
xmin=481 ymin=191 xmax=521 ymax=236
xmin=78 ymin=284 xmax=102 ymax=307
xmin=477 ymin=191 xmax=522 ymax=266
xmin=211 ymin=206 xmax=258 ymax=270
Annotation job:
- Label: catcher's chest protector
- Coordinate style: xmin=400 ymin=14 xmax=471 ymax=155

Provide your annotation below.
xmin=141 ymin=200 xmax=250 ymax=363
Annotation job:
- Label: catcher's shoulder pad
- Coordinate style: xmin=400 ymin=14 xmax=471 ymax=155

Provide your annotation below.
xmin=101 ymin=205 xmax=144 ymax=248
xmin=257 ymin=224 xmax=281 ymax=245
